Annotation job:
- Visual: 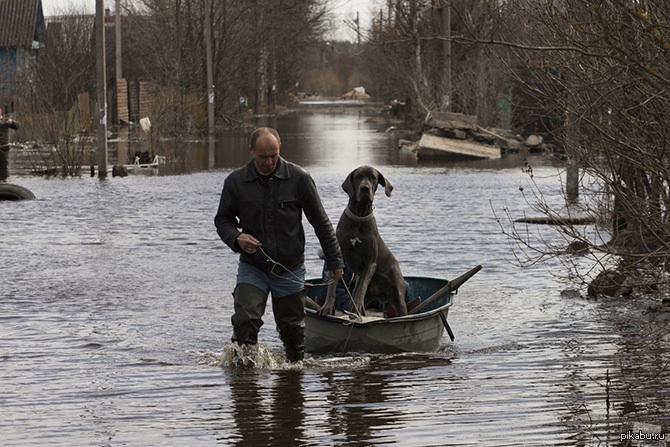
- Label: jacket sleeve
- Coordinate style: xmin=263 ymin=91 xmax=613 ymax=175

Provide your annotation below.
xmin=214 ymin=175 xmax=242 ymax=252
xmin=301 ymin=174 xmax=344 ymax=271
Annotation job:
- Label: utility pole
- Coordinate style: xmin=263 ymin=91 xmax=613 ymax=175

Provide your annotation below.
xmin=204 ymin=0 xmax=215 ymax=139
xmin=355 ymin=11 xmax=360 ymax=46
xmin=442 ymin=0 xmax=451 ymax=112
xmin=115 ymin=0 xmax=122 ymax=78
xmin=96 ymin=0 xmax=108 ymax=178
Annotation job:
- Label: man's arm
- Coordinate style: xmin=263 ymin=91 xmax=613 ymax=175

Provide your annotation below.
xmin=301 ymin=175 xmax=345 ymax=272
xmin=214 ymin=177 xmax=243 ymax=252
xmin=1 ymin=118 xmax=18 ymax=130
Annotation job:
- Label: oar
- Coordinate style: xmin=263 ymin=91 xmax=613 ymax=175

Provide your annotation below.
xmin=449 ymin=264 xmax=482 ymax=291
xmin=409 ymin=265 xmax=482 ymax=315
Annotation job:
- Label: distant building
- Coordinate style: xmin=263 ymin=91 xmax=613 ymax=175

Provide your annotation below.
xmin=45 ymin=9 xmax=152 ymax=126
xmin=0 ymin=0 xmax=45 ymax=115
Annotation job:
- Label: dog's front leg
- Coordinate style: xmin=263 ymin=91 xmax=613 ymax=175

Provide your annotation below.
xmin=317 ymin=280 xmax=338 ymax=316
xmin=353 ymin=262 xmax=376 ymax=316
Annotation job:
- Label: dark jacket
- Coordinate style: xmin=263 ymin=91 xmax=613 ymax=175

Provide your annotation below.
xmin=0 ymin=119 xmax=18 ymax=151
xmin=215 ymin=157 xmax=344 ymax=273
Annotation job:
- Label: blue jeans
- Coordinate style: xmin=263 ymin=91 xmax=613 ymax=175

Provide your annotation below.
xmin=236 ymin=261 xmax=306 ymax=298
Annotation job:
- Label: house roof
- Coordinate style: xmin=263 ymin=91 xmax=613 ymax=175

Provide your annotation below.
xmin=0 ymin=0 xmax=43 ymax=48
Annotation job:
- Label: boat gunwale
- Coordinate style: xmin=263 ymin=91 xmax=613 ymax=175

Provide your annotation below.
xmin=305 ymin=294 xmax=453 ymax=328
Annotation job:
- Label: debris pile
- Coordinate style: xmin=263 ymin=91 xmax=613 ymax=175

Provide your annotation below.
xmin=341 ymin=87 xmax=370 ymax=100
xmin=394 ymin=111 xmax=557 ymax=157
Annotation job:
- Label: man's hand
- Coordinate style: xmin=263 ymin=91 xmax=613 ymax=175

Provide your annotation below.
xmin=329 ymin=268 xmax=344 ymax=281
xmin=236 ymin=233 xmax=262 ymax=254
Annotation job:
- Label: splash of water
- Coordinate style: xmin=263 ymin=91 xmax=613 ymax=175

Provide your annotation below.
xmin=197 ymin=343 xmax=375 ymax=370
xmin=216 ymin=343 xmax=282 ymax=369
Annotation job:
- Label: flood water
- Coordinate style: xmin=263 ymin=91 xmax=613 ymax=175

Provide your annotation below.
xmin=2 ymin=107 xmax=668 ymax=446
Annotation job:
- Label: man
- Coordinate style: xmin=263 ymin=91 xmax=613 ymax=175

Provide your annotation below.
xmin=215 ymin=127 xmax=344 ymax=363
xmin=0 ymin=110 xmax=18 ymax=182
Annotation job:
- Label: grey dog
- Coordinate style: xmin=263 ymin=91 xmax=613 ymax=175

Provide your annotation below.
xmin=318 ymin=166 xmax=407 ymax=317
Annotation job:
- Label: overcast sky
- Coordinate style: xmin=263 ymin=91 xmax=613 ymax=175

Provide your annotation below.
xmin=41 ymin=0 xmax=378 ymax=40
xmin=42 ymin=0 xmax=92 ymax=16
xmin=40 ymin=0 xmax=378 ymax=23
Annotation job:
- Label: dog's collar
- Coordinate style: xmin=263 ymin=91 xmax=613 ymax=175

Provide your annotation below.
xmin=345 ymin=206 xmax=374 ymax=222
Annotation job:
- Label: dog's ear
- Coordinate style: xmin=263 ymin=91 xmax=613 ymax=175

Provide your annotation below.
xmin=342 ymin=170 xmax=355 ymax=198
xmin=377 ymin=171 xmax=393 ymax=197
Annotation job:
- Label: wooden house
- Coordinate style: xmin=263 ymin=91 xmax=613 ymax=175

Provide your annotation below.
xmin=0 ymin=0 xmax=45 ymax=115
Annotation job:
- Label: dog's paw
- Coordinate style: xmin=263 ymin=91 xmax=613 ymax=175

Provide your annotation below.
xmin=317 ymin=305 xmax=335 ymax=316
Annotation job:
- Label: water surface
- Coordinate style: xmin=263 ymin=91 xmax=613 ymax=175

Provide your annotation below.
xmin=1 ymin=108 xmax=668 ymax=446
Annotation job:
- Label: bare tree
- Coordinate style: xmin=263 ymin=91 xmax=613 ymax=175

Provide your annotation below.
xmin=122 ymin=0 xmax=329 ymax=134
xmin=360 ymin=0 xmax=511 ymax=127
xmin=361 ymin=0 xmax=670 ymax=294
xmin=473 ymin=0 xmax=670 ymax=294
xmin=21 ymin=13 xmax=96 ymax=176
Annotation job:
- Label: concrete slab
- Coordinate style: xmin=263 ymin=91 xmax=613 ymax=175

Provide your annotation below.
xmin=417 ymin=133 xmax=501 ymax=160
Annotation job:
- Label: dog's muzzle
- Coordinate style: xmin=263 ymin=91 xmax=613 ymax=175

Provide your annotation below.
xmin=358 ymin=184 xmax=374 ymax=201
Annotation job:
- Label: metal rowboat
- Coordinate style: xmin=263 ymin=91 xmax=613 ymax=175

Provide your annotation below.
xmin=304 ymin=266 xmax=481 ymax=354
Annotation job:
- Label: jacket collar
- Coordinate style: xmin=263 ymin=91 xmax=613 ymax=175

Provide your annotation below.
xmin=244 ymin=157 xmax=290 ymax=181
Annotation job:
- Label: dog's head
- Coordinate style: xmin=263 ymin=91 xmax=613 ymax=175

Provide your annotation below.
xmin=342 ymin=165 xmax=393 ymax=203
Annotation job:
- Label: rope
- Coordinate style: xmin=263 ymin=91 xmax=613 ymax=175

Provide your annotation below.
xmin=258 ymin=246 xmax=363 ymax=318
xmin=258 ymin=246 xmax=336 ymax=287
xmin=339 ymin=277 xmax=363 ymax=317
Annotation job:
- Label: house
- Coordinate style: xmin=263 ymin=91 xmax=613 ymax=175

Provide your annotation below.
xmin=0 ymin=0 xmax=45 ymax=115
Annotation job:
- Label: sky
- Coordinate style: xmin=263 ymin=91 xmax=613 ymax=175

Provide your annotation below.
xmin=326 ymin=0 xmax=378 ymax=40
xmin=41 ymin=0 xmax=378 ymax=40
xmin=42 ymin=0 xmax=93 ymax=16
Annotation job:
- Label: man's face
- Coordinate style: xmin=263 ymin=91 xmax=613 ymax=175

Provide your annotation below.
xmin=250 ymin=134 xmax=280 ymax=175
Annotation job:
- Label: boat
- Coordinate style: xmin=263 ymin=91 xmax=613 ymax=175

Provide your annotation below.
xmin=89 ymin=155 xmax=166 ymax=176
xmin=304 ymin=265 xmax=481 ymax=354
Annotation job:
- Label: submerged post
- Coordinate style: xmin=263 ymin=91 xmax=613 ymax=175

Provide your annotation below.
xmin=205 ymin=0 xmax=215 ymax=139
xmin=441 ymin=0 xmax=451 ymax=111
xmin=96 ymin=0 xmax=108 ymax=178
xmin=566 ymin=158 xmax=579 ymax=203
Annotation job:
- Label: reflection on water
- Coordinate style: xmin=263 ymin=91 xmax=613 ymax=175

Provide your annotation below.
xmin=142 ymin=108 xmax=416 ymax=174
xmin=94 ymin=107 xmax=562 ymax=177
xmin=1 ymin=107 xmax=669 ymax=446
xmin=225 ymin=369 xmax=306 ymax=446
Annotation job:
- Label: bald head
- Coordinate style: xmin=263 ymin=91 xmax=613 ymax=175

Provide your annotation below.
xmin=249 ymin=127 xmax=281 ymax=175
xmin=249 ymin=127 xmax=281 ymax=150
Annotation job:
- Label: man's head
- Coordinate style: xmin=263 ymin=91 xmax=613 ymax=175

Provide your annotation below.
xmin=249 ymin=127 xmax=281 ymax=176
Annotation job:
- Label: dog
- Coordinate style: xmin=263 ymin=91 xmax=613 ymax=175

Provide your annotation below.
xmin=318 ymin=166 xmax=407 ymax=317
